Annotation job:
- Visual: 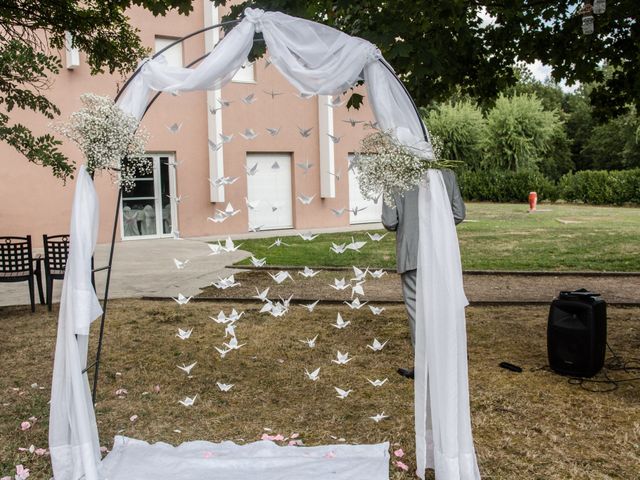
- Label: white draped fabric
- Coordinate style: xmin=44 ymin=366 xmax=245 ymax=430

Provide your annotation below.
xmin=49 ymin=165 xmax=104 ymax=480
xmin=101 ymin=436 xmax=390 ymax=480
xmin=50 ymin=8 xmax=479 ymax=480
xmin=416 ymin=171 xmax=481 ymax=479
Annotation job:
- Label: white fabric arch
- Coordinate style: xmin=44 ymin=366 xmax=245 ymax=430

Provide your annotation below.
xmin=50 ymin=8 xmax=479 ymax=480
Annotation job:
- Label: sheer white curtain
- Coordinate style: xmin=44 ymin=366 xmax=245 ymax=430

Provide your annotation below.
xmin=49 ymin=165 xmax=104 ymax=480
xmin=51 ymin=8 xmax=479 ymax=480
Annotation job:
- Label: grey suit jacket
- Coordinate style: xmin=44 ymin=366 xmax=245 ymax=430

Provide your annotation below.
xmin=381 ymin=169 xmax=465 ymax=273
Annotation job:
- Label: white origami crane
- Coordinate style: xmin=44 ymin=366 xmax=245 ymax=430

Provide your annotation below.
xmin=298 ymin=126 xmax=313 ymax=138
xmin=223 ymin=336 xmax=246 ymax=350
xmin=297 ymin=91 xmax=314 ymax=99
xmin=268 ymin=238 xmax=290 ymax=248
xmin=327 ymin=133 xmax=342 ymax=144
xmin=250 ymin=256 xmax=267 ymax=267
xmin=297 ymin=194 xmax=315 ymax=205
xmin=299 ymin=266 xmax=321 ymax=278
xmin=343 ymin=118 xmax=364 ymax=127
xmin=266 ymin=126 xmax=281 ymax=136
xmin=217 ymin=382 xmax=234 ymax=392
xmin=296 ymin=159 xmax=314 ymax=174
xmin=367 ymin=378 xmax=388 ymax=387
xmin=179 ymin=395 xmax=197 ymax=407
xmin=330 ymin=242 xmax=348 ymax=254
xmin=219 ymin=133 xmax=234 ymax=143
xmin=177 ymin=362 xmax=197 ymax=375
xmin=344 ymin=297 xmax=367 ymax=309
xmin=245 ymin=198 xmax=260 ymax=209
xmin=208 ymin=242 xmax=225 ymax=255
xmin=173 ymin=258 xmax=189 ymax=270
xmin=351 ymin=266 xmax=368 ymax=282
xmin=218 ymin=98 xmax=233 ymax=108
xmin=214 ymin=203 xmax=239 ymax=219
xmin=329 ymin=278 xmax=349 ymax=290
xmin=370 ymin=412 xmax=388 ymax=423
xmin=331 ymin=313 xmax=350 ymax=329
xmin=253 ymin=287 xmax=270 ymax=302
xmin=210 ymin=308 xmax=244 ymax=324
xmin=305 ymin=367 xmax=321 ymax=381
xmin=167 ymin=193 xmax=188 ymax=204
xmin=215 ymin=346 xmax=232 ymax=358
xmin=224 ymin=236 xmax=242 ymax=252
xmin=299 ymin=299 xmax=320 ymax=312
xmin=298 ymin=232 xmax=318 ymax=241
xmin=330 ymin=208 xmax=346 ymax=217
xmin=346 ymin=237 xmax=367 ymax=251
xmin=176 ymin=327 xmax=193 ymax=340
xmin=264 ymin=89 xmax=283 ymax=99
xmin=334 ymin=387 xmax=352 ymax=399
xmin=332 ymin=351 xmax=353 ymax=365
xmin=367 ymin=339 xmax=388 ymax=351
xmin=369 ymin=269 xmax=387 ymax=279
xmin=364 ymin=121 xmax=379 ymax=130
xmin=280 ymin=294 xmax=294 ymax=308
xmin=367 ymin=232 xmax=387 ymax=242
xmin=328 ymin=169 xmax=342 ymax=181
xmin=166 ymin=122 xmax=182 ymax=134
xmin=268 ymin=302 xmax=288 ymax=318
xmin=224 ymin=323 xmax=236 ymax=338
xmin=349 ymin=206 xmax=367 ymax=216
xmin=299 ymin=335 xmax=318 ymax=348
xmin=242 ymin=93 xmax=257 ymax=104
xmin=249 ymin=225 xmax=263 ymax=233
xmin=326 ymin=95 xmax=345 ymax=108
xmin=245 ymin=163 xmax=258 ymax=175
xmin=173 ymin=293 xmax=192 ymax=305
xmin=351 ymin=281 xmax=365 ymax=298
xmin=207 ymin=212 xmax=227 ymax=223
xmin=212 ymin=275 xmax=240 ymax=289
xmin=240 ymin=128 xmax=258 ymax=140
xmin=269 ymin=271 xmax=293 ymax=284
xmin=368 ymin=305 xmax=385 ymax=315
xmin=209 ymin=175 xmax=238 ymax=186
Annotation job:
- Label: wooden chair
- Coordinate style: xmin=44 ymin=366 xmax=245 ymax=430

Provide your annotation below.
xmin=43 ymin=234 xmax=70 ymax=311
xmin=0 ymin=236 xmax=44 ymax=312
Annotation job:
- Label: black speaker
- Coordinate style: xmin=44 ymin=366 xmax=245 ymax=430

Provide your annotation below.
xmin=547 ymin=289 xmax=607 ymax=378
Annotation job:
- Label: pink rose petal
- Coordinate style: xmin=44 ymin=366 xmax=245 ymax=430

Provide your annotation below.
xmin=100 ymin=446 xmax=109 ymax=453
xmin=394 ymin=460 xmax=409 ymax=472
xmin=393 ymin=448 xmax=405 ymax=458
xmin=273 ymin=434 xmax=285 ymax=441
xmin=129 ymin=415 xmax=138 ymax=422
xmin=324 ymin=451 xmax=336 ymax=459
xmin=20 ymin=421 xmax=31 ymax=431
xmin=15 ymin=464 xmax=30 ymax=479
xmin=28 ymin=417 xmax=37 ymax=423
xmin=2 ymin=476 xmax=12 ymax=480
xmin=34 ymin=448 xmax=47 ymax=456
xmin=154 ymin=385 xmax=161 ymax=393
xmin=290 ymin=433 xmax=300 ymax=439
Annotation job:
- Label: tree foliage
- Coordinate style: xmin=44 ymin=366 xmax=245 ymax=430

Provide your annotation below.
xmin=224 ymin=1 xmax=638 ymax=121
xmin=424 ymin=101 xmax=487 ymax=170
xmin=1 ymin=0 xmax=193 ymax=180
xmin=484 ymin=94 xmax=561 ymax=172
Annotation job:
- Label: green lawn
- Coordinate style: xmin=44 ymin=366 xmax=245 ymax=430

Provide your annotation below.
xmin=234 ymin=203 xmax=640 ymax=272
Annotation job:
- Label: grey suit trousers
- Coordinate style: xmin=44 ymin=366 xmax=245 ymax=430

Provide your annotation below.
xmin=401 ymin=269 xmax=417 ymax=348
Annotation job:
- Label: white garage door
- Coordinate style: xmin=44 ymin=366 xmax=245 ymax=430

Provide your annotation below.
xmin=246 ymin=153 xmax=293 ymax=230
xmin=348 ymin=154 xmax=383 ymax=224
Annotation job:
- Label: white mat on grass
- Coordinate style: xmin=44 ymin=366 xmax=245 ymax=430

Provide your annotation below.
xmin=101 ymin=436 xmax=390 ymax=480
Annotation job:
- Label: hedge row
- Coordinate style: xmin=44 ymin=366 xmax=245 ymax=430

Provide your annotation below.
xmin=458 ymin=168 xmax=640 ymax=205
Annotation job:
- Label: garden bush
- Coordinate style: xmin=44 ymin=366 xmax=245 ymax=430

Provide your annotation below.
xmin=558 ymin=168 xmax=640 ymax=205
xmin=458 ymin=169 xmax=559 ymax=203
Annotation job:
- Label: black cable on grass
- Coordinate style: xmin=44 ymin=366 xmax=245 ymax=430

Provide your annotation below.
xmin=531 ymin=343 xmax=640 ymax=393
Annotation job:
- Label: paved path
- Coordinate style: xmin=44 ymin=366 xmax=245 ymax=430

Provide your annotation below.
xmin=0 ymin=224 xmax=384 ymax=307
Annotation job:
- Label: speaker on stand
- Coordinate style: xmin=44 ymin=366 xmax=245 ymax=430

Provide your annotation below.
xmin=547 ymin=289 xmax=607 ymax=378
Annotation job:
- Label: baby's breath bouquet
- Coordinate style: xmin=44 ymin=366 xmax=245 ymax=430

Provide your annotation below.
xmin=54 ymin=93 xmax=151 ymax=190
xmin=353 ymin=130 xmax=457 ymax=207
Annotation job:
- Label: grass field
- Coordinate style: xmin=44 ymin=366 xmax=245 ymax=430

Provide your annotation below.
xmin=1 ymin=300 xmax=639 ymax=479
xmin=234 ymin=203 xmax=640 ymax=272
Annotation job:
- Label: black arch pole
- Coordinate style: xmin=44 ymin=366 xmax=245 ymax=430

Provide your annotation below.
xmin=88 ymin=16 xmax=429 ymax=404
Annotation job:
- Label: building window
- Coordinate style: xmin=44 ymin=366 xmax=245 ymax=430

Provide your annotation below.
xmin=232 ymin=62 xmax=255 ymax=83
xmin=154 ymin=36 xmax=183 ymax=68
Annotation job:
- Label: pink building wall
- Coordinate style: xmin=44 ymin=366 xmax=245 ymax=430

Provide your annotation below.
xmin=0 ymin=2 xmax=377 ymax=246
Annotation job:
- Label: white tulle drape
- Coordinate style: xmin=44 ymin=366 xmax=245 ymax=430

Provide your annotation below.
xmin=49 ymin=165 xmax=104 ymax=480
xmin=51 ymin=7 xmax=479 ymax=480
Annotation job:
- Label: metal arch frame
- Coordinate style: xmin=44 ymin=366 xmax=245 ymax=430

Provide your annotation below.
xmin=88 ymin=16 xmax=429 ymax=403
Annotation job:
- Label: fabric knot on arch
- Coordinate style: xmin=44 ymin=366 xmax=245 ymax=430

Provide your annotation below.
xmin=244 ymin=7 xmax=265 ymax=33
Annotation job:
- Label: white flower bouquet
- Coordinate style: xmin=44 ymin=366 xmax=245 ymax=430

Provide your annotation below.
xmin=54 ymin=93 xmax=151 ymax=190
xmin=353 ymin=130 xmax=457 ymax=207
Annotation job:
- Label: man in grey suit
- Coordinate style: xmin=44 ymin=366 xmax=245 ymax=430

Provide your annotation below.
xmin=381 ymin=169 xmax=466 ymax=379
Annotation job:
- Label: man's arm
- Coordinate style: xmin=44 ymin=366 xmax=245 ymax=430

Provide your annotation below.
xmin=381 ymin=199 xmax=399 ymax=231
xmin=443 ymin=170 xmax=466 ymax=225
